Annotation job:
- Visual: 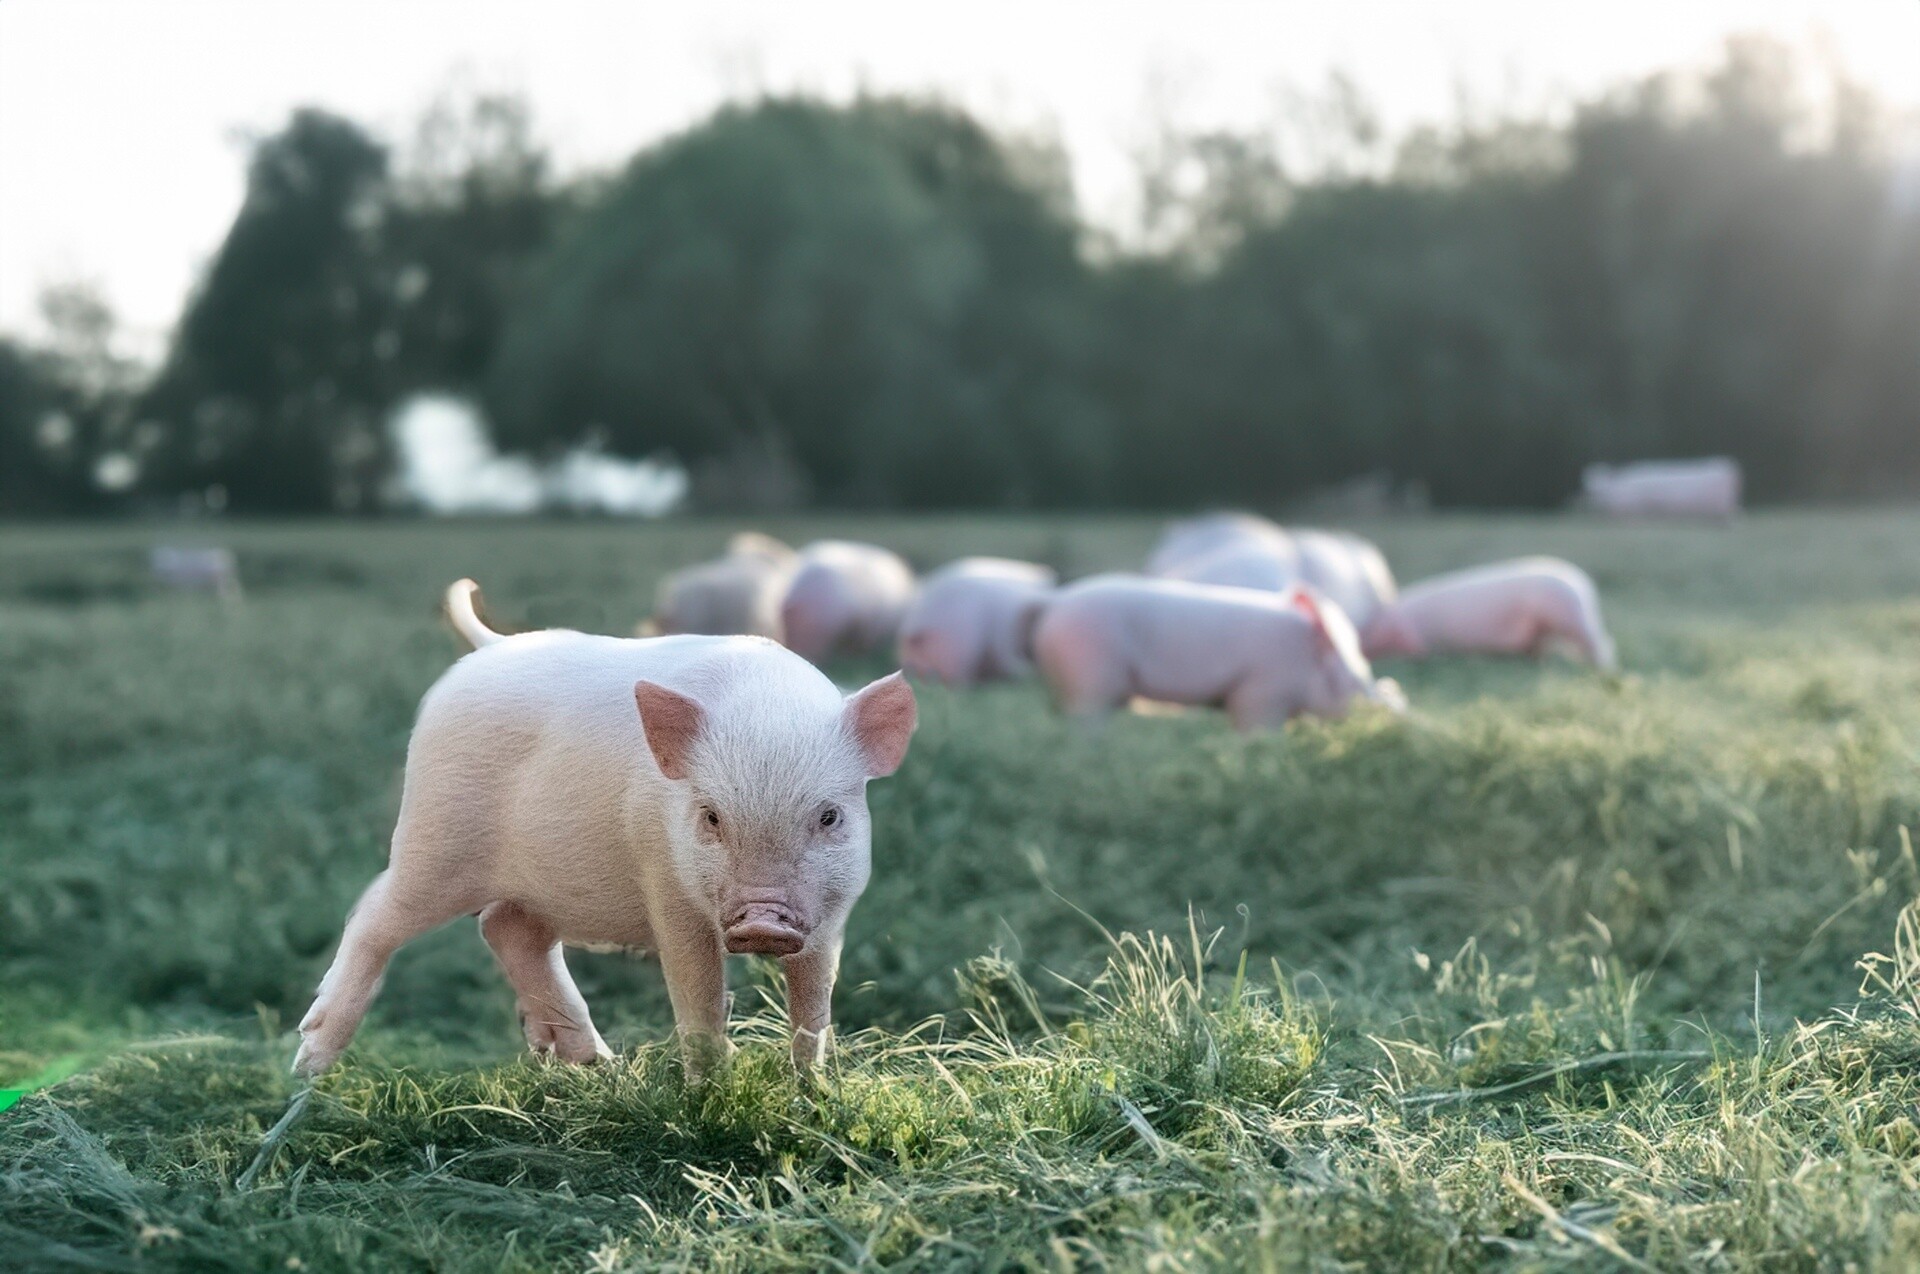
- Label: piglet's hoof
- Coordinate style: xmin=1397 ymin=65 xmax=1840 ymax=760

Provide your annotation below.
xmin=678 ymin=1031 xmax=736 ymax=1084
xmin=291 ymin=1035 xmax=338 ymax=1078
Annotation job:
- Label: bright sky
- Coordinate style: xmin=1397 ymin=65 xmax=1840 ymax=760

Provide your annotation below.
xmin=2 ymin=0 xmax=1916 ymax=357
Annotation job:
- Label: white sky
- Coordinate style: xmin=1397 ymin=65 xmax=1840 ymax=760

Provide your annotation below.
xmin=2 ymin=0 xmax=1916 ymax=357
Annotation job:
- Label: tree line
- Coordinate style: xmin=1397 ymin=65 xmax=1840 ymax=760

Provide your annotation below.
xmin=4 ymin=37 xmax=1916 ymax=515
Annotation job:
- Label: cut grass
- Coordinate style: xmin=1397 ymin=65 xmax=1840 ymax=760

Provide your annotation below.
xmin=10 ymin=924 xmax=1920 ymax=1271
xmin=6 ymin=510 xmax=1920 ymax=1267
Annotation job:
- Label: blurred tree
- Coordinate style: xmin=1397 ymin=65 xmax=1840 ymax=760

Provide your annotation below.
xmin=136 ymin=101 xmax=567 ymax=513
xmin=382 ymin=93 xmax=565 ymax=395
xmin=102 ymin=39 xmax=1920 ymax=516
xmin=0 ymin=285 xmax=142 ymax=514
xmin=0 ymin=340 xmax=66 ymax=514
xmin=486 ymin=97 xmax=1113 ymax=508
xmin=1104 ymin=36 xmax=1920 ymax=508
xmin=1533 ymin=37 xmax=1920 ymax=500
xmin=138 ymin=109 xmax=394 ymax=512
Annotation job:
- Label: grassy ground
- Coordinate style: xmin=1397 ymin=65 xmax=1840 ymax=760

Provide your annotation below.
xmin=6 ymin=510 xmax=1920 ymax=1270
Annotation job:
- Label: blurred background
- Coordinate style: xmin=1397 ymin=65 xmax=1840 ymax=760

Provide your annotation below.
xmin=3 ymin=0 xmax=1918 ymax=519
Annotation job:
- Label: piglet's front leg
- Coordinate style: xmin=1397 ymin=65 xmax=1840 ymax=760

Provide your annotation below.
xmin=782 ymin=939 xmax=841 ymax=1072
xmin=654 ymin=911 xmax=732 ymax=1081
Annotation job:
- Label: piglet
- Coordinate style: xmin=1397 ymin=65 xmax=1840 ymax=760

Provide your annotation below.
xmin=1293 ymin=530 xmax=1397 ymax=632
xmin=897 ymin=557 xmax=1056 ymax=688
xmin=1154 ymin=524 xmax=1396 ymax=632
xmin=1147 ymin=512 xmax=1293 ymax=576
xmin=1364 ymin=556 xmax=1616 ymax=669
xmin=1159 ymin=539 xmax=1303 ymax=593
xmin=1031 ymin=574 xmax=1405 ymax=732
xmin=647 ymin=532 xmax=797 ymax=640
xmin=293 ymin=578 xmax=916 ymax=1079
xmin=781 ymin=541 xmax=916 ymax=663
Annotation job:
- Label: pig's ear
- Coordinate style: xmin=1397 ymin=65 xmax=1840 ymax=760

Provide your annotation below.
xmin=1290 ymin=589 xmax=1335 ymax=655
xmin=844 ymin=672 xmax=917 ymax=778
xmin=634 ymin=680 xmax=705 ymax=781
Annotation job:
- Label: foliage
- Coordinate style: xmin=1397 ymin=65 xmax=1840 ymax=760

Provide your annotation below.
xmin=11 ymin=39 xmax=1915 ymax=514
xmin=484 ymin=97 xmax=1107 ymax=508
xmin=0 ymin=286 xmax=140 ymax=516
xmin=131 ymin=98 xmax=568 ymax=514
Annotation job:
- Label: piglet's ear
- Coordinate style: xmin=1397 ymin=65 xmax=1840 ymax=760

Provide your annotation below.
xmin=844 ymin=671 xmax=917 ymax=778
xmin=634 ymin=680 xmax=705 ymax=781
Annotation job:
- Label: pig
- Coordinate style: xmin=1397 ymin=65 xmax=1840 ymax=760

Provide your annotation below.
xmin=150 ymin=546 xmax=242 ymax=602
xmin=293 ymin=578 xmax=916 ymax=1080
xmin=1581 ymin=458 xmax=1741 ymax=519
xmin=896 ymin=557 xmax=1057 ymax=687
xmin=1160 ymin=527 xmax=1396 ymax=631
xmin=1160 ymin=539 xmax=1304 ymax=593
xmin=1147 ymin=512 xmax=1293 ymax=577
xmin=1293 ymin=530 xmax=1397 ymax=632
xmin=647 ymin=532 xmax=797 ymax=640
xmin=780 ymin=541 xmax=916 ymax=663
xmin=1030 ymin=574 xmax=1405 ymax=732
xmin=1363 ymin=556 xmax=1616 ymax=669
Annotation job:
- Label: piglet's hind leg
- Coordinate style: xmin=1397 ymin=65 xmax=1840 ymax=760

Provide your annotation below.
xmin=479 ymin=901 xmax=611 ymax=1064
xmin=294 ymin=870 xmax=477 ymax=1076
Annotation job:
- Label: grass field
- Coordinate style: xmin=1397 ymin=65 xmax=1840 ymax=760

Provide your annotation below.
xmin=7 ymin=510 xmax=1920 ymax=1270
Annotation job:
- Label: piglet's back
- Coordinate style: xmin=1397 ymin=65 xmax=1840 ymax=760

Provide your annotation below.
xmin=414 ymin=629 xmax=851 ymax=787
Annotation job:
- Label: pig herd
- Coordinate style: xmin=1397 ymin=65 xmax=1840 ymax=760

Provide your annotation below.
xmin=649 ymin=512 xmax=1616 ymax=731
xmin=293 ymin=513 xmax=1617 ymax=1081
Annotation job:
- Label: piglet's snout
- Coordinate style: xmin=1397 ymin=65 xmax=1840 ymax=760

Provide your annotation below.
xmin=723 ymin=900 xmax=807 ymax=956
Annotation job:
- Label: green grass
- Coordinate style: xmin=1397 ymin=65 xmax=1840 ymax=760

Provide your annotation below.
xmin=6 ymin=510 xmax=1920 ymax=1269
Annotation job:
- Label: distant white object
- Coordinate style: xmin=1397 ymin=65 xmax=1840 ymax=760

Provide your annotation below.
xmin=1581 ymin=458 xmax=1741 ymax=520
xmin=391 ymin=395 xmax=685 ymax=516
xmin=545 ymin=442 xmax=689 ymax=516
xmin=150 ymin=546 xmax=241 ymax=601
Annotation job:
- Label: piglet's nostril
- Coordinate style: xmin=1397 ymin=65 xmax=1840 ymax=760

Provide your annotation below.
xmin=724 ymin=899 xmax=798 ymax=929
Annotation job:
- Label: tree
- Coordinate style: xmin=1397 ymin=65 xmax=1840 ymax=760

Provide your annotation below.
xmin=486 ymin=97 xmax=1112 ymax=508
xmin=139 ymin=110 xmax=394 ymax=512
xmin=0 ymin=341 xmax=65 ymax=514
xmin=0 ymin=285 xmax=142 ymax=515
xmin=381 ymin=93 xmax=565 ymax=396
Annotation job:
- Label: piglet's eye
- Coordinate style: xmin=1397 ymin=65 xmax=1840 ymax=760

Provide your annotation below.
xmin=702 ymin=808 xmax=720 ymax=828
xmin=819 ymin=807 xmax=840 ymax=829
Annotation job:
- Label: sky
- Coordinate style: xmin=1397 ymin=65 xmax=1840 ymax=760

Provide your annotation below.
xmin=2 ymin=0 xmax=1917 ymax=358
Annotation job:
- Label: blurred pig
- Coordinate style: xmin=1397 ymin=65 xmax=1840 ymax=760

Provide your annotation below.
xmin=1147 ymin=512 xmax=1292 ymax=576
xmin=1153 ymin=522 xmax=1396 ymax=632
xmin=1293 ymin=530 xmax=1397 ymax=631
xmin=897 ymin=557 xmax=1056 ymax=687
xmin=295 ymin=578 xmax=917 ymax=1080
xmin=1364 ymin=556 xmax=1616 ymax=669
xmin=780 ymin=541 xmax=916 ymax=663
xmin=150 ymin=546 xmax=241 ymax=602
xmin=648 ymin=532 xmax=796 ymax=640
xmin=1581 ymin=458 xmax=1741 ymax=519
xmin=1031 ymin=574 xmax=1405 ymax=732
xmin=1160 ymin=539 xmax=1304 ymax=592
